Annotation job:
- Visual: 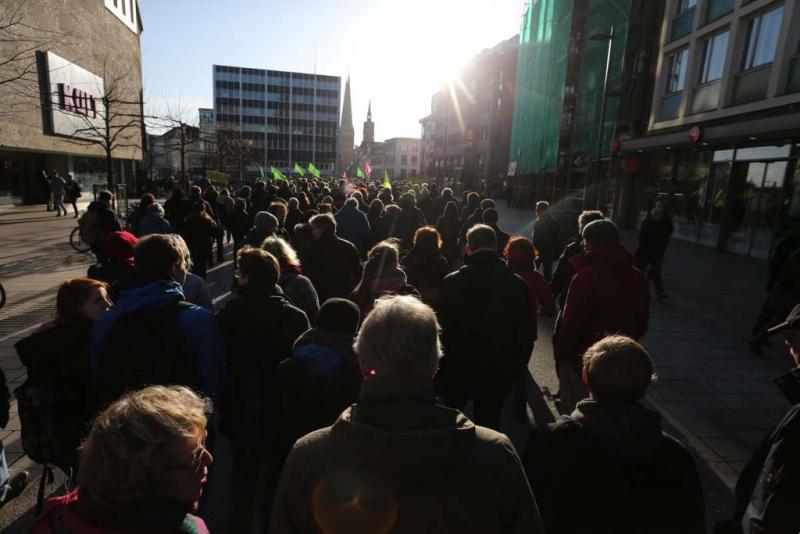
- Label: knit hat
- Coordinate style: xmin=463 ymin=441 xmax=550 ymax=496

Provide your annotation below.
xmin=582 ymin=219 xmax=619 ymax=247
xmin=317 ymin=298 xmax=361 ymax=336
xmin=253 ymin=211 xmax=279 ymax=234
xmin=103 ymin=231 xmax=137 ymax=267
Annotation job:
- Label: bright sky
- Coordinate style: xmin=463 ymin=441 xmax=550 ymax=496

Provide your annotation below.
xmin=139 ymin=0 xmax=524 ymax=144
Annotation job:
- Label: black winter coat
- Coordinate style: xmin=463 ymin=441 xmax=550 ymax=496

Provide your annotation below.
xmin=303 ymin=233 xmax=362 ymax=302
xmin=532 ymin=213 xmax=561 ymax=261
xmin=637 ymin=215 xmax=674 ymax=259
xmin=437 ymin=251 xmax=534 ymax=390
xmin=550 ymin=238 xmax=583 ymax=308
xmin=524 ymin=399 xmax=705 ymax=534
xmin=216 ymin=284 xmax=310 ymax=440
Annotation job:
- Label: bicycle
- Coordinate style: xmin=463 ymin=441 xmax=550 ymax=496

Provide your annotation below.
xmin=69 ymin=225 xmax=92 ymax=253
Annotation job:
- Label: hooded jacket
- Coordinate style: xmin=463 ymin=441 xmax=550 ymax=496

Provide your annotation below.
xmin=268 ymin=328 xmax=361 ymax=459
xmin=554 ymin=244 xmax=649 ymax=367
xmin=523 ymin=399 xmax=704 ymax=534
xmin=269 ymin=376 xmax=544 ymax=533
xmin=90 ymin=275 xmax=226 ymax=404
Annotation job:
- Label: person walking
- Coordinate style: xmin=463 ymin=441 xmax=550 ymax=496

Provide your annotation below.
xmin=262 ymin=236 xmax=320 ymax=325
xmin=181 ymin=202 xmax=218 ymax=279
xmin=49 ymin=170 xmax=67 ymax=216
xmin=436 ymin=201 xmax=462 ymax=267
xmin=550 ymin=210 xmax=605 ymax=310
xmin=303 ymin=213 xmax=362 ymax=302
xmin=524 ymin=336 xmax=704 ymax=534
xmin=636 ymin=200 xmax=674 ymax=301
xmin=216 ymin=246 xmax=310 ymax=533
xmin=80 ymin=190 xmax=122 ymax=261
xmin=352 ymin=240 xmax=418 ymax=317
xmin=64 ymin=174 xmax=81 ymax=218
xmin=402 ymin=226 xmax=450 ymax=307
xmin=334 ymin=197 xmax=371 ymax=256
xmin=554 ymin=219 xmax=650 ymax=413
xmin=269 ymin=295 xmax=545 ymax=533
xmin=532 ymin=201 xmax=561 ymax=281
xmin=137 ymin=202 xmax=172 ymax=236
xmin=437 ymin=225 xmax=534 ymax=430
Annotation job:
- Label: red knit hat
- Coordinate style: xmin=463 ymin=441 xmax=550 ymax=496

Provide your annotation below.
xmin=102 ymin=231 xmax=138 ymax=267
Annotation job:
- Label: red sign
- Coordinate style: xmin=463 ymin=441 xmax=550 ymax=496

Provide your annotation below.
xmin=688 ymin=126 xmax=701 ymax=143
xmin=58 ymin=83 xmax=98 ymax=119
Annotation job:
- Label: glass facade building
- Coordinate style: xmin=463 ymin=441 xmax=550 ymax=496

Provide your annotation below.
xmin=212 ymin=65 xmax=341 ymax=179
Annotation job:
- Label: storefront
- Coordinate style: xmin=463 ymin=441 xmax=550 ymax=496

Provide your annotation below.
xmin=623 ymin=142 xmax=800 ymax=260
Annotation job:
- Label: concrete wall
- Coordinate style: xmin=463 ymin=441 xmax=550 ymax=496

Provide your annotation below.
xmin=0 ymin=0 xmax=144 ymax=161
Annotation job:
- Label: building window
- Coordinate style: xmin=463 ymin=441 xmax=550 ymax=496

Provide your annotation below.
xmin=742 ymin=6 xmax=784 ymax=71
xmin=667 ymin=48 xmax=690 ymax=93
xmin=700 ymin=31 xmax=729 ymax=83
xmin=677 ymin=0 xmax=697 ymax=14
xmin=401 ymin=155 xmax=407 ymax=165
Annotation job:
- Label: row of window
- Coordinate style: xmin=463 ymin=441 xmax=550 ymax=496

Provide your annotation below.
xmin=661 ymin=3 xmax=793 ymax=119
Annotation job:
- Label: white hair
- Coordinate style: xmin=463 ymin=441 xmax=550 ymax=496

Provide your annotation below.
xmin=354 ymin=295 xmax=442 ymax=377
xmin=262 ymin=236 xmax=300 ymax=267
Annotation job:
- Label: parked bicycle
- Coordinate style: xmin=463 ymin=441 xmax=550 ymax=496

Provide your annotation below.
xmin=70 ymin=210 xmax=91 ymax=254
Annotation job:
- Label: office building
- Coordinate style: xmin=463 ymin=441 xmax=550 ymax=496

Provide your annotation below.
xmin=383 ymin=137 xmax=421 ymax=179
xmin=213 ymin=65 xmax=340 ymax=180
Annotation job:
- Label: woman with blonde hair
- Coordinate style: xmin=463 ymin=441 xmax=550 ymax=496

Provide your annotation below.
xmin=262 ymin=236 xmax=320 ymax=324
xmin=31 ymin=385 xmax=213 ymax=533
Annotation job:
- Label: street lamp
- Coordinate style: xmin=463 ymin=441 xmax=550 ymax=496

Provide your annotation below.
xmin=587 ymin=25 xmax=614 ymax=209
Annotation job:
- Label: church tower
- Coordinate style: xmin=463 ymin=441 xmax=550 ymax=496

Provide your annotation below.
xmin=362 ymin=100 xmax=375 ymax=145
xmin=336 ymin=75 xmax=355 ymax=176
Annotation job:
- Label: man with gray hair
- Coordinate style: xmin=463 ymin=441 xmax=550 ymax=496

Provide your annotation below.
xmin=270 ymin=295 xmax=544 ymax=533
xmin=437 ymin=225 xmax=534 ymax=429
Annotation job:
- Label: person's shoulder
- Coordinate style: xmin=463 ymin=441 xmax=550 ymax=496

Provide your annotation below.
xmin=470 ymin=425 xmax=524 ymax=466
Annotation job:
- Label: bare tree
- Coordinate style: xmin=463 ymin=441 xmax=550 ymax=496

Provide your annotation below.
xmin=58 ymin=60 xmax=144 ymax=187
xmin=0 ymin=0 xmax=67 ymax=123
xmin=149 ymin=101 xmax=201 ymax=183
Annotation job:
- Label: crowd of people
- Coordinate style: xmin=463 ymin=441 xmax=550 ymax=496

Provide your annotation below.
xmin=0 ymin=175 xmax=796 ymax=533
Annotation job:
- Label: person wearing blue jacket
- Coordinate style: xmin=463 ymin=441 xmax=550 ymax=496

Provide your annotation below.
xmin=91 ymin=234 xmax=226 ymax=406
xmin=335 ymin=197 xmax=371 ymax=256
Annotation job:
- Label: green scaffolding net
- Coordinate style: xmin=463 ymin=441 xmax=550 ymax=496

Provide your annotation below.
xmin=574 ymin=0 xmax=630 ymax=161
xmin=509 ymin=0 xmax=573 ymax=176
xmin=509 ymin=0 xmax=631 ymax=176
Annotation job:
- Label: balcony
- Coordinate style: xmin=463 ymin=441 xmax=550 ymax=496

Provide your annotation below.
xmin=690 ymin=81 xmax=721 ymax=113
xmin=659 ymin=92 xmax=683 ymax=121
xmin=670 ymin=9 xmax=695 ymax=42
xmin=788 ymin=57 xmax=800 ymax=94
xmin=705 ymin=0 xmax=733 ymax=24
xmin=732 ymin=65 xmax=771 ymax=105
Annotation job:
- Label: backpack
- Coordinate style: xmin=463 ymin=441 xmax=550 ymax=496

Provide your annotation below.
xmin=95 ymin=300 xmax=198 ymax=410
xmin=14 ymin=381 xmax=72 ymax=466
xmin=78 ymin=210 xmax=103 ymax=245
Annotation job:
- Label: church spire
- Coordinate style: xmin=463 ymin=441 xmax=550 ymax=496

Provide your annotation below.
xmin=340 ymin=75 xmax=353 ymax=133
xmin=367 ymin=100 xmax=372 ymax=121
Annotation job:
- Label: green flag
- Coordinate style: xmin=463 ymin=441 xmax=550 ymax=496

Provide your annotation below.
xmin=383 ymin=170 xmax=392 ymax=190
xmin=307 ymin=163 xmax=321 ymax=179
xmin=293 ymin=163 xmax=305 ymax=176
xmin=258 ymin=164 xmax=266 ymax=182
xmin=270 ymin=166 xmax=286 ymax=181
xmin=356 ymin=167 xmax=366 ymax=180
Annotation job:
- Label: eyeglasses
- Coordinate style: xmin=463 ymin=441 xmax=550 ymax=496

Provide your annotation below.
xmin=164 ymin=441 xmax=209 ymax=473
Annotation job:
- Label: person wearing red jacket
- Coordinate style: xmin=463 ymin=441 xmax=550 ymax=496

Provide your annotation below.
xmin=506 ymin=236 xmax=556 ymax=421
xmin=554 ymin=219 xmax=649 ymax=413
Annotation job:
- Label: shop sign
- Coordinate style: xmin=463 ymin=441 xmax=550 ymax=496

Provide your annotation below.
xmin=45 ymin=52 xmax=106 ymax=140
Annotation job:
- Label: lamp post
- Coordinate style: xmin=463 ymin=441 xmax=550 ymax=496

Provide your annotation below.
xmin=588 ymin=25 xmax=615 ymax=209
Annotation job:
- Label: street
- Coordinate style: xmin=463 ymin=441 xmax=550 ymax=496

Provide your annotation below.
xmin=0 ymin=200 xmax=793 ymax=531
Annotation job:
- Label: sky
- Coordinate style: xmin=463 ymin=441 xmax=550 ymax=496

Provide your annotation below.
xmin=139 ymin=0 xmax=525 ymax=144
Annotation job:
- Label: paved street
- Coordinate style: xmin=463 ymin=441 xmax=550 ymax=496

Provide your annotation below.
xmin=0 ymin=199 xmax=792 ymax=530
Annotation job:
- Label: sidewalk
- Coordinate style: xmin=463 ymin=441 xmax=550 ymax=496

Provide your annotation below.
xmin=494 ymin=203 xmax=790 ymax=490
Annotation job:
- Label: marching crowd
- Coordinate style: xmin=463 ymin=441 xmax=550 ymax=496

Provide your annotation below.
xmin=0 ymin=176 xmax=797 ymax=533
